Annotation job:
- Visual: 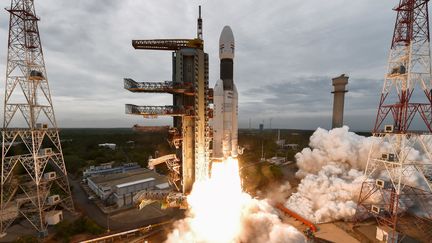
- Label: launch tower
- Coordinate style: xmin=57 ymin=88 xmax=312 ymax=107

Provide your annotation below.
xmin=127 ymin=7 xmax=211 ymax=208
xmin=0 ymin=0 xmax=74 ymax=237
xmin=354 ymin=0 xmax=432 ymax=241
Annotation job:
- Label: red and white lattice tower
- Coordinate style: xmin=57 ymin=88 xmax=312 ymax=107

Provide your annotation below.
xmin=355 ymin=0 xmax=432 ymax=241
xmin=0 ymin=0 xmax=74 ymax=237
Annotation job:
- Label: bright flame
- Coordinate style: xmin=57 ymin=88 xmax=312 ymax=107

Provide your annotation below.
xmin=186 ymin=158 xmax=248 ymax=241
xmin=165 ymin=158 xmax=305 ymax=243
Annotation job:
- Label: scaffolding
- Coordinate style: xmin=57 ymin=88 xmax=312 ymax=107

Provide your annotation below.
xmin=0 ymin=0 xmax=74 ymax=237
xmin=124 ymin=78 xmax=194 ymax=95
xmin=354 ymin=0 xmax=432 ymax=241
xmin=126 ymin=6 xmax=211 ymax=208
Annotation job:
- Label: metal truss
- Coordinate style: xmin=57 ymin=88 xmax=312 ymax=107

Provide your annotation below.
xmin=133 ymin=190 xmax=187 ymax=209
xmin=364 ymin=133 xmax=432 ymax=194
xmin=125 ymin=104 xmax=189 ymax=117
xmin=148 ymin=154 xmax=181 ymax=191
xmin=127 ymin=7 xmax=211 ymax=209
xmin=132 ymin=39 xmax=203 ymax=51
xmin=1 ymin=0 xmax=74 ymax=236
xmin=194 ymin=53 xmax=211 ymax=182
xmin=355 ymin=1 xmax=432 ymax=241
xmin=374 ymin=0 xmax=432 ymax=133
xmin=124 ymin=78 xmax=194 ymax=95
xmin=355 ymin=180 xmax=432 ymax=241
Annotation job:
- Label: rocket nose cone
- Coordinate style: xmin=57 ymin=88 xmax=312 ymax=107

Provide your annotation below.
xmin=219 ymin=26 xmax=235 ymax=59
xmin=220 ymin=26 xmax=234 ymax=44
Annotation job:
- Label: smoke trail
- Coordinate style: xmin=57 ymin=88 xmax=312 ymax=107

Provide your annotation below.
xmin=165 ymin=158 xmax=306 ymax=243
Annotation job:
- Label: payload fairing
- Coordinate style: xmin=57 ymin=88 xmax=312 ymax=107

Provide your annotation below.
xmin=213 ymin=26 xmax=238 ymax=160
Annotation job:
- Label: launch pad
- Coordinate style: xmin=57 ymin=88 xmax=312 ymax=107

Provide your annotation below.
xmin=126 ymin=7 xmax=212 ymax=208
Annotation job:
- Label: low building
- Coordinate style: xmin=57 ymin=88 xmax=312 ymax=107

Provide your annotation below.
xmin=83 ymin=162 xmax=141 ymax=178
xmin=98 ymin=143 xmax=116 ymax=150
xmin=87 ymin=168 xmax=169 ymax=208
xmin=284 ymin=144 xmax=299 ymax=150
xmin=268 ymin=157 xmax=286 ymax=165
xmin=276 ymin=139 xmax=285 ymax=147
xmin=126 ymin=140 xmax=135 ymax=147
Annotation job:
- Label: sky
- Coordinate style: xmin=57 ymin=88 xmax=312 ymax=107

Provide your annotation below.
xmin=0 ymin=0 xmax=411 ymax=130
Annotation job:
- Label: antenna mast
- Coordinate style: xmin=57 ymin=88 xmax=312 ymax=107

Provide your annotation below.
xmin=197 ymin=5 xmax=203 ymax=40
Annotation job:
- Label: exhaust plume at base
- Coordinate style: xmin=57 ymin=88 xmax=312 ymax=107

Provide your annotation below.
xmin=165 ymin=158 xmax=305 ymax=243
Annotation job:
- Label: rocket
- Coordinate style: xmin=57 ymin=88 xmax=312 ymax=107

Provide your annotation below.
xmin=213 ymin=26 xmax=238 ymax=160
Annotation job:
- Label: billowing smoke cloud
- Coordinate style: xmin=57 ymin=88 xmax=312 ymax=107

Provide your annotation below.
xmin=163 ymin=127 xmax=431 ymax=241
xmin=166 ymin=158 xmax=306 ymax=243
xmin=286 ymin=164 xmax=365 ymax=223
xmin=284 ymin=127 xmax=377 ymax=223
xmin=285 ymin=126 xmax=432 ymax=223
xmin=295 ymin=127 xmax=380 ymax=178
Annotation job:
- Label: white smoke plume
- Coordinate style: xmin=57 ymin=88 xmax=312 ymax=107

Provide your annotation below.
xmin=165 ymin=158 xmax=306 ymax=243
xmin=295 ymin=126 xmax=381 ymax=178
xmin=285 ymin=126 xmax=432 ymax=223
xmin=286 ymin=164 xmax=366 ymax=223
xmin=284 ymin=127 xmax=377 ymax=223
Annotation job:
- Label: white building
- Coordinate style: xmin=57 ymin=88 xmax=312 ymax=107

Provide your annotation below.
xmin=268 ymin=157 xmax=286 ymax=165
xmin=83 ymin=162 xmax=140 ymax=178
xmin=98 ymin=143 xmax=116 ymax=150
xmin=284 ymin=144 xmax=299 ymax=150
xmin=87 ymin=168 xmax=169 ymax=208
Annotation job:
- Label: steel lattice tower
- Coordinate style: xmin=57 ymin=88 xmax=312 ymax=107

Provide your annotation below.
xmin=355 ymin=0 xmax=432 ymax=241
xmin=128 ymin=7 xmax=211 ymax=209
xmin=0 ymin=0 xmax=74 ymax=237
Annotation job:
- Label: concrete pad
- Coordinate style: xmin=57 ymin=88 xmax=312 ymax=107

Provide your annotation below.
xmin=315 ymin=223 xmax=360 ymax=243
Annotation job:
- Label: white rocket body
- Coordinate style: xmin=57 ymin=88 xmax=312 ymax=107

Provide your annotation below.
xmin=213 ymin=26 xmax=238 ymax=160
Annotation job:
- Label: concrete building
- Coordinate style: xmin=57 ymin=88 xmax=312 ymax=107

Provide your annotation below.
xmin=284 ymin=144 xmax=299 ymax=150
xmin=83 ymin=162 xmax=141 ymax=178
xmin=98 ymin=143 xmax=116 ymax=150
xmin=331 ymin=74 xmax=349 ymax=129
xmin=87 ymin=168 xmax=169 ymax=208
xmin=268 ymin=157 xmax=286 ymax=165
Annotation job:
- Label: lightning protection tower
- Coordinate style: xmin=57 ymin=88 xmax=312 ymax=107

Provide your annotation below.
xmin=354 ymin=0 xmax=432 ymax=241
xmin=0 ymin=0 xmax=74 ymax=237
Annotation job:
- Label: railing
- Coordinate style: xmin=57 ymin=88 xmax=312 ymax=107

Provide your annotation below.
xmin=125 ymin=104 xmax=189 ymax=117
xmin=124 ymin=78 xmax=193 ymax=94
xmin=124 ymin=78 xmax=172 ymax=91
xmin=132 ymin=39 xmax=203 ymax=50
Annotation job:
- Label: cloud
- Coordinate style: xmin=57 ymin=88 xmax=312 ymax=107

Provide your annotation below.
xmin=0 ymin=0 xmax=410 ymax=129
